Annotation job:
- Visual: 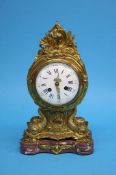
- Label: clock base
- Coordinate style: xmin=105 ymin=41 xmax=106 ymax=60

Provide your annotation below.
xmin=20 ymin=109 xmax=94 ymax=155
xmin=20 ymin=138 xmax=93 ymax=155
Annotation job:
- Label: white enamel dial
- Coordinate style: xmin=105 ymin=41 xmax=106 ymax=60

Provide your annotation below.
xmin=36 ymin=62 xmax=79 ymax=105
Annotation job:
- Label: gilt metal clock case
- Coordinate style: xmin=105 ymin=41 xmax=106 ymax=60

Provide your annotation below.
xmin=20 ymin=23 xmax=94 ymax=155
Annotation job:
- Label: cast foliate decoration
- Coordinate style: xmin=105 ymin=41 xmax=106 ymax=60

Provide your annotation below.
xmin=35 ymin=23 xmax=80 ymax=60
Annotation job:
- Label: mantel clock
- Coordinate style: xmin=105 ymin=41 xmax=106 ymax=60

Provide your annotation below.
xmin=20 ymin=23 xmax=94 ymax=155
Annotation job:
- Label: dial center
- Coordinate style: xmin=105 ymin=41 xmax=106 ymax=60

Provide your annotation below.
xmin=55 ymin=81 xmax=59 ymax=86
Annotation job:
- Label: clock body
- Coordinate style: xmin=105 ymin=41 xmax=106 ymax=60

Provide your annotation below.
xmin=20 ymin=23 xmax=94 ymax=155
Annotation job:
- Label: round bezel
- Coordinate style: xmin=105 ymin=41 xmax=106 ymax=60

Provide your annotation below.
xmin=27 ymin=55 xmax=88 ymax=110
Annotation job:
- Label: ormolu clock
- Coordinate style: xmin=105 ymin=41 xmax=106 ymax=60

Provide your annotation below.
xmin=20 ymin=23 xmax=94 ymax=155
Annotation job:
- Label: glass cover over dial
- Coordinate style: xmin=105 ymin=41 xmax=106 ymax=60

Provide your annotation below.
xmin=36 ymin=62 xmax=79 ymax=105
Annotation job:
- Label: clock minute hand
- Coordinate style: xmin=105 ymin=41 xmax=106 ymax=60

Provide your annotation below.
xmin=54 ymin=73 xmax=61 ymax=102
xmin=56 ymin=85 xmax=60 ymax=102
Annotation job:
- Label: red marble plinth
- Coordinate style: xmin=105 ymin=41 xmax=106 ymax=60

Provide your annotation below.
xmin=20 ymin=139 xmax=94 ymax=155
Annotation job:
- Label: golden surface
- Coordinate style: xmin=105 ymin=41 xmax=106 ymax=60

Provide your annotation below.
xmin=21 ymin=23 xmax=92 ymax=153
xmin=39 ymin=144 xmax=74 ymax=154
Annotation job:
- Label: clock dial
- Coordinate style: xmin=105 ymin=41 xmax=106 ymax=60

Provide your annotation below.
xmin=36 ymin=62 xmax=79 ymax=105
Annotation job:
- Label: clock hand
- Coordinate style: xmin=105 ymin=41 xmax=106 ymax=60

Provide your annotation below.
xmin=57 ymin=72 xmax=59 ymax=79
xmin=53 ymin=73 xmax=62 ymax=102
xmin=54 ymin=73 xmax=62 ymax=83
xmin=56 ymin=84 xmax=60 ymax=102
xmin=54 ymin=73 xmax=61 ymax=102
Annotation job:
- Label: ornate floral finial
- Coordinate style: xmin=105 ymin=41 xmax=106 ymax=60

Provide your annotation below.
xmin=36 ymin=22 xmax=80 ymax=60
xmin=39 ymin=22 xmax=76 ymax=49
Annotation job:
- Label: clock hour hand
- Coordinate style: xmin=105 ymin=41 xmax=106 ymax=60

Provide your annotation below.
xmin=54 ymin=73 xmax=61 ymax=83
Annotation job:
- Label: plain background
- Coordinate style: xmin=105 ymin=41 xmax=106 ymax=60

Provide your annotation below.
xmin=0 ymin=0 xmax=116 ymax=174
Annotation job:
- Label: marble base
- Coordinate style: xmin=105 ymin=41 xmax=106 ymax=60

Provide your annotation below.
xmin=20 ymin=139 xmax=94 ymax=155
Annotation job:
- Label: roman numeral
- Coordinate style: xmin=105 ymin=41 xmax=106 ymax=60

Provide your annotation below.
xmin=54 ymin=68 xmax=58 ymax=73
xmin=49 ymin=93 xmax=54 ymax=98
xmin=68 ymin=81 xmax=73 ymax=84
xmin=61 ymin=69 xmax=64 ymax=74
xmin=64 ymin=86 xmax=73 ymax=92
xmin=40 ymin=75 xmax=48 ymax=79
xmin=43 ymin=89 xmax=49 ymax=94
xmin=42 ymin=77 xmax=48 ymax=79
xmin=47 ymin=71 xmax=51 ymax=75
xmin=57 ymin=94 xmax=60 ymax=102
xmin=64 ymin=93 xmax=68 ymax=96
xmin=67 ymin=87 xmax=73 ymax=91
xmin=66 ymin=74 xmax=71 ymax=78
xmin=41 ymin=83 xmax=46 ymax=86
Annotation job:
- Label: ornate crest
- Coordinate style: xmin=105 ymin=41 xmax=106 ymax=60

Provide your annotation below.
xmin=40 ymin=22 xmax=76 ymax=48
xmin=36 ymin=22 xmax=80 ymax=60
